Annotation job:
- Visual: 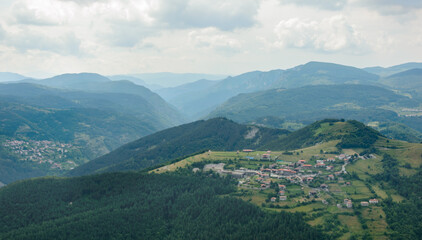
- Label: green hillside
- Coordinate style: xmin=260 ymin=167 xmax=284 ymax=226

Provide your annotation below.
xmin=69 ymin=118 xmax=289 ymax=176
xmin=160 ymin=62 xmax=380 ymax=119
xmin=271 ymin=61 xmax=379 ymax=89
xmin=146 ymin=120 xmax=422 ymax=239
xmin=0 ymin=82 xmax=185 ymax=183
xmin=379 ymin=68 xmax=422 ymax=99
xmin=208 ymin=84 xmax=422 ymax=142
xmin=70 ymin=118 xmax=383 ymax=177
xmin=0 ymin=171 xmax=326 ymax=239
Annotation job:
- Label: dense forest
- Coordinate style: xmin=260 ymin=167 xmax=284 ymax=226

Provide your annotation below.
xmin=0 ymin=170 xmax=327 ymax=239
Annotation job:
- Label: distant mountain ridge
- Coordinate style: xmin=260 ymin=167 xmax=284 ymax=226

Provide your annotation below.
xmin=363 ymin=62 xmax=422 ymax=77
xmin=0 ymin=72 xmax=27 ymax=82
xmin=157 ymin=62 xmax=380 ymax=119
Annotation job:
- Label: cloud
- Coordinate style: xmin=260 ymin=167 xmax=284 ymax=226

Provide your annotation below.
xmin=11 ymin=0 xmax=74 ymax=26
xmin=5 ymin=30 xmax=81 ymax=55
xmin=143 ymin=0 xmax=259 ymax=30
xmin=189 ymin=28 xmax=242 ymax=54
xmin=273 ymin=15 xmax=368 ymax=53
xmin=356 ymin=0 xmax=422 ymax=15
xmin=280 ymin=0 xmax=347 ymax=10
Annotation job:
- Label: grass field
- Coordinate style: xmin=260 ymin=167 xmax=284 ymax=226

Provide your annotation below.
xmin=346 ymin=156 xmax=383 ymax=179
xmin=362 ymin=207 xmax=389 ymax=239
xmin=375 ymin=138 xmax=422 ymax=169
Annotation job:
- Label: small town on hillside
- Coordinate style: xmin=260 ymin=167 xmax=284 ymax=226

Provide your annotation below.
xmin=195 ymin=149 xmax=379 ymax=210
xmin=2 ymin=139 xmax=79 ymax=170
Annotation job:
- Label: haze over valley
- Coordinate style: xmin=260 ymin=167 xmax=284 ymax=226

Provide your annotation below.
xmin=0 ymin=0 xmax=421 ymax=239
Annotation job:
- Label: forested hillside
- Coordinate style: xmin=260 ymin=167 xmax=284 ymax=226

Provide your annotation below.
xmin=69 ymin=118 xmax=289 ymax=176
xmin=0 ymin=171 xmax=327 ymax=240
xmin=208 ymin=84 xmax=422 ymax=142
xmin=0 ymin=82 xmax=184 ymax=183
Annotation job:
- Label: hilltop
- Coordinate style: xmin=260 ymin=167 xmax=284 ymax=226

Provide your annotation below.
xmin=379 ymin=68 xmax=422 ymax=99
xmin=147 ymin=119 xmax=422 ymax=239
xmin=207 ymin=84 xmax=422 ymax=142
xmin=69 ymin=118 xmax=381 ymax=177
xmin=158 ymin=62 xmax=379 ymax=119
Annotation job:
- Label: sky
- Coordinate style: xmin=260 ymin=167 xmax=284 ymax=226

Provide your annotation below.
xmin=0 ymin=0 xmax=421 ymax=78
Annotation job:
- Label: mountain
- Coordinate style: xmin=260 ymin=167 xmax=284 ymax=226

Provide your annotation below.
xmin=364 ymin=62 xmax=422 ymax=77
xmin=156 ymin=79 xmax=218 ymax=102
xmin=108 ymin=75 xmax=163 ymax=90
xmin=130 ymin=72 xmax=227 ymax=87
xmin=379 ymin=68 xmax=422 ymax=99
xmin=0 ymin=72 xmax=28 ymax=82
xmin=208 ymin=84 xmax=416 ymax=123
xmin=0 ymin=171 xmax=326 ymax=239
xmin=271 ymin=61 xmax=379 ymax=89
xmin=165 ymin=70 xmax=285 ymax=119
xmin=0 ymin=82 xmax=185 ymax=183
xmin=69 ymin=118 xmax=289 ymax=176
xmin=207 ymin=84 xmax=422 ymax=142
xmin=161 ymin=62 xmax=380 ymax=119
xmin=22 ymin=73 xmax=186 ymax=127
xmin=35 ymin=73 xmax=110 ymax=89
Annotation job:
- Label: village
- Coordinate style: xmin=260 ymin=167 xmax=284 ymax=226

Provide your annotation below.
xmin=198 ymin=149 xmax=379 ymax=210
xmin=2 ymin=139 xmax=80 ymax=170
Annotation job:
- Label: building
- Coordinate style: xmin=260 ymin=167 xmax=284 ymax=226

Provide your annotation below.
xmin=279 ymin=196 xmax=287 ymax=201
xmin=369 ymin=199 xmax=379 ymax=204
xmin=315 ymin=163 xmax=326 ymax=168
xmin=327 ymin=174 xmax=335 ymax=180
xmin=278 ymin=184 xmax=286 ymax=190
xmin=279 ymin=190 xmax=285 ymax=196
xmin=346 ymin=200 xmax=353 ymax=208
xmin=361 ymin=201 xmax=369 ymax=206
xmin=261 ymin=154 xmax=271 ymax=160
xmin=243 ymin=149 xmax=254 ymax=152
xmin=271 ymin=197 xmax=276 ymax=202
xmin=302 ymin=164 xmax=313 ymax=169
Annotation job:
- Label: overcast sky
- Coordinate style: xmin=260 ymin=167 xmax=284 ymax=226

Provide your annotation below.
xmin=0 ymin=0 xmax=421 ymax=78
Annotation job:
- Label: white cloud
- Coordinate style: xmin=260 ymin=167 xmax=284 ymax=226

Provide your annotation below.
xmin=273 ymin=15 xmax=368 ymax=53
xmin=353 ymin=0 xmax=422 ymax=15
xmin=4 ymin=30 xmax=81 ymax=55
xmin=280 ymin=0 xmax=347 ymax=10
xmin=151 ymin=0 xmax=259 ymax=30
xmin=11 ymin=0 xmax=75 ymax=26
xmin=189 ymin=28 xmax=242 ymax=54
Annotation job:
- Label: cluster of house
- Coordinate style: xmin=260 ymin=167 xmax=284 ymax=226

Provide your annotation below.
xmin=360 ymin=199 xmax=379 ymax=206
xmin=270 ymin=184 xmax=288 ymax=202
xmin=2 ymin=139 xmax=74 ymax=168
xmin=338 ymin=198 xmax=379 ymax=209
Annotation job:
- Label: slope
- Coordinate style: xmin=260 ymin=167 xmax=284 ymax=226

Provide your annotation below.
xmin=380 ymin=68 xmax=422 ymax=99
xmin=69 ymin=118 xmax=289 ymax=176
xmin=0 ymin=171 xmax=326 ymax=239
xmin=25 ymin=73 xmax=185 ymax=126
xmin=208 ymin=84 xmax=416 ymax=123
xmin=0 ymin=72 xmax=28 ymax=82
xmin=271 ymin=61 xmax=379 ymax=89
xmin=166 ymin=70 xmax=284 ymax=118
xmin=0 ymin=82 xmax=184 ymax=183
xmin=364 ymin=62 xmax=422 ymax=77
xmin=163 ymin=62 xmax=379 ymax=119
